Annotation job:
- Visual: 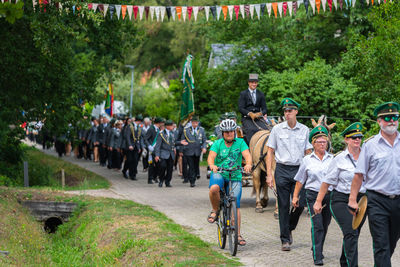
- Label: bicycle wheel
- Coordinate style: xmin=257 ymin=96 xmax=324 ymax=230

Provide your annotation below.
xmin=217 ymin=202 xmax=227 ymax=249
xmin=228 ymin=197 xmax=239 ymax=256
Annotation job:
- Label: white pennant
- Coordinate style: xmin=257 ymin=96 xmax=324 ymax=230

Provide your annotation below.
xmin=32 ymin=0 xmax=37 ymax=10
xmin=127 ymin=5 xmax=133 ymax=20
xmin=171 ymin=6 xmax=176 ymax=21
xmin=205 ymin=6 xmax=210 ymax=21
xmin=333 ymin=0 xmax=338 ymax=9
xmin=310 ymin=0 xmax=316 ymax=14
xmin=150 ymin=6 xmax=155 ymax=21
xmin=288 ymin=1 xmax=293 ymax=16
xmin=155 ymin=7 xmax=160 ymax=21
xmin=267 ymin=3 xmax=272 ymax=17
xmin=160 ymin=6 xmax=166 ymax=22
xmin=215 ymin=6 xmax=220 ymax=20
xmin=297 ymin=0 xmax=303 ymax=8
xmin=250 ymin=4 xmax=255 ymax=19
xmin=322 ymin=0 xmax=327 ymax=11
xmin=59 ymin=2 xmax=62 ymax=11
xmin=139 ymin=6 xmax=144 ymax=20
xmin=92 ymin=3 xmax=98 ymax=12
xmin=377 ymin=0 xmax=380 ymax=4
xmin=182 ymin=6 xmax=187 ymax=21
xmin=365 ymin=0 xmax=369 ymax=5
xmin=278 ymin=2 xmax=283 ymax=17
xmin=228 ymin=5 xmax=234 ymax=20
xmin=240 ymin=5 xmax=245 ymax=19
xmin=255 ymin=4 xmax=261 ymax=19
xmin=103 ymin=4 xmax=109 ymax=18
xmin=115 ymin=5 xmax=121 ymax=20
xmin=353 ymin=0 xmax=357 ymax=6
xmin=193 ymin=6 xmax=199 ymax=21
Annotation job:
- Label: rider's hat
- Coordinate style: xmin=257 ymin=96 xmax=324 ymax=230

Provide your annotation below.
xmin=191 ymin=115 xmax=200 ymax=122
xmin=281 ymin=98 xmax=300 ymax=111
xmin=341 ymin=122 xmax=364 ymax=138
xmin=165 ymin=119 xmax=174 ymax=126
xmin=248 ymin=73 xmax=259 ymax=82
xmin=154 ymin=117 xmax=164 ymax=124
xmin=227 ymin=112 xmax=237 ymax=120
xmin=373 ymin=102 xmax=400 ymax=117
xmin=135 ymin=114 xmax=144 ymax=121
xmin=309 ymin=125 xmax=328 ymax=143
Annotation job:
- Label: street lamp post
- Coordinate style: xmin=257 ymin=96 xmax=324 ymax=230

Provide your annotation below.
xmin=125 ymin=65 xmax=134 ymax=117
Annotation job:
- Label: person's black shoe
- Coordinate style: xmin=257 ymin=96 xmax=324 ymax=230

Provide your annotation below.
xmin=166 ymin=184 xmax=172 ymax=187
xmin=314 ymin=259 xmax=323 ymax=266
xmin=289 ymin=231 xmax=293 ymax=245
xmin=190 ymin=184 xmax=196 ymax=187
xmin=182 ymin=180 xmax=189 ymax=184
xmin=122 ymin=171 xmax=128 ymax=179
xmin=107 ymin=165 xmax=111 ymax=169
xmin=153 ymin=178 xmax=159 ymax=183
xmin=130 ymin=176 xmax=137 ymax=181
xmin=148 ymin=181 xmax=154 ymax=184
xmin=197 ymin=175 xmax=201 ymax=180
xmin=158 ymin=182 xmax=163 ymax=187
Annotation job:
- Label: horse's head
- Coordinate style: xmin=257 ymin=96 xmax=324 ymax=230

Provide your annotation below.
xmin=311 ymin=115 xmax=336 ymax=151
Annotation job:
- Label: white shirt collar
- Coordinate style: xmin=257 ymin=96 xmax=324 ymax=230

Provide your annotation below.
xmin=310 ymin=151 xmax=331 ymax=161
xmin=248 ymin=88 xmax=257 ymax=94
xmin=282 ymin=120 xmax=300 ymax=129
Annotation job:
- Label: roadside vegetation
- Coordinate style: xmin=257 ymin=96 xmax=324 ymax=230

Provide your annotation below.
xmin=0 ymin=187 xmax=240 ymax=266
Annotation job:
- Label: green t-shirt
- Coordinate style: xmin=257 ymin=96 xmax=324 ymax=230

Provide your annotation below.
xmin=210 ymin=138 xmax=249 ymax=181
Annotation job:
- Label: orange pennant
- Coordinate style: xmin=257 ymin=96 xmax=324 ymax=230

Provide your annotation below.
xmin=222 ymin=5 xmax=228 ymax=20
xmin=316 ymin=0 xmax=321 ymax=13
xmin=176 ymin=6 xmax=182 ymax=20
xmin=371 ymin=0 xmax=374 ymax=4
xmin=122 ymin=5 xmax=127 ymax=19
xmin=272 ymin=2 xmax=278 ymax=18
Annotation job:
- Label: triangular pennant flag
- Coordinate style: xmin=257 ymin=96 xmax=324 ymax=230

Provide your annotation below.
xmin=160 ymin=6 xmax=166 ymax=22
xmin=115 ymin=5 xmax=121 ymax=20
xmin=193 ymin=6 xmax=199 ymax=21
xmin=244 ymin=4 xmax=250 ymax=17
xmin=371 ymin=0 xmax=374 ymax=5
xmin=88 ymin=3 xmax=93 ymax=10
xmin=304 ymin=0 xmax=309 ymax=13
xmin=188 ymin=6 xmax=193 ymax=20
xmin=255 ymin=4 xmax=261 ymax=19
xmin=288 ymin=2 xmax=293 ymax=16
xmin=205 ymin=6 xmax=210 ymax=21
xmin=73 ymin=5 xmax=76 ymax=15
xmin=139 ymin=6 xmax=144 ymax=20
xmin=298 ymin=0 xmax=303 ymax=8
xmin=172 ymin=6 xmax=176 ymax=21
xmin=322 ymin=0 xmax=327 ymax=11
xmin=339 ymin=0 xmax=343 ymax=9
xmin=155 ymin=7 xmax=160 ymax=21
xmin=353 ymin=0 xmax=357 ymax=7
xmin=109 ymin=5 xmax=115 ymax=19
xmin=283 ymin=2 xmax=288 ymax=16
xmin=316 ymin=0 xmax=321 ymax=13
xmin=98 ymin=4 xmax=104 ymax=15
xmin=250 ymin=4 xmax=255 ymax=19
xmin=272 ymin=2 xmax=278 ymax=18
xmin=182 ymin=6 xmax=187 ymax=21
xmin=210 ymin=6 xmax=216 ymax=20
xmin=228 ymin=5 xmax=234 ymax=20
xmin=216 ymin=6 xmax=222 ymax=20
xmin=328 ymin=0 xmax=333 ymax=11
xmin=145 ymin=6 xmax=149 ymax=20
xmin=122 ymin=5 xmax=127 ymax=20
xmin=103 ymin=4 xmax=109 ymax=18
xmin=293 ymin=1 xmax=298 ymax=15
xmin=310 ymin=0 xmax=316 ymax=14
xmin=365 ymin=0 xmax=369 ymax=5
xmin=261 ymin=3 xmax=266 ymax=16
xmin=150 ymin=6 xmax=155 ymax=21
xmin=234 ymin=5 xmax=240 ymax=20
xmin=176 ymin=6 xmax=182 ymax=21
xmin=92 ymin=3 xmax=98 ymax=12
xmin=278 ymin=2 xmax=283 ymax=17
xmin=127 ymin=5 xmax=133 ymax=20
xmin=166 ymin=7 xmax=171 ymax=20
xmin=378 ymin=0 xmax=380 ymax=4
xmin=240 ymin=5 xmax=245 ymax=19
xmin=267 ymin=3 xmax=272 ymax=17
xmin=32 ymin=0 xmax=37 ymax=10
xmin=333 ymin=0 xmax=338 ymax=9
xmin=222 ymin=6 xmax=228 ymax=20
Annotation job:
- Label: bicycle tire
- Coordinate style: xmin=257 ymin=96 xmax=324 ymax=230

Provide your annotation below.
xmin=217 ymin=201 xmax=227 ymax=249
xmin=228 ymin=197 xmax=239 ymax=256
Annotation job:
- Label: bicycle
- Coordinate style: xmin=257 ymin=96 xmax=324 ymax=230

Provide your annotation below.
xmin=215 ymin=166 xmax=244 ymax=256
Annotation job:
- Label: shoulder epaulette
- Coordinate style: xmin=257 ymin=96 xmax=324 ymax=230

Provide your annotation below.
xmin=363 ymin=135 xmax=376 ymax=143
xmin=334 ymin=150 xmax=344 ymax=157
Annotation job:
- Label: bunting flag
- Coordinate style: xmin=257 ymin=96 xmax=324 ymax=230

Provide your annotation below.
xmin=240 ymin=5 xmax=245 ymax=18
xmin=121 ymin=5 xmax=126 ymax=19
xmin=193 ymin=6 xmax=199 ymax=21
xmin=139 ymin=6 xmax=144 ymax=20
xmin=328 ymin=0 xmax=333 ymax=11
xmin=304 ymin=0 xmax=309 ymax=13
xmin=283 ymin=2 xmax=288 ymax=16
xmin=105 ymin=83 xmax=114 ymax=117
xmin=278 ymin=2 xmax=283 ymax=17
xmin=288 ymin=2 xmax=293 ymax=16
xmin=180 ymin=55 xmax=195 ymax=123
xmin=188 ymin=6 xmax=193 ymax=20
xmin=182 ymin=6 xmax=187 ymax=21
xmin=261 ymin=3 xmax=266 ymax=16
xmin=250 ymin=4 xmax=255 ymax=19
xmin=103 ymin=4 xmax=109 ymax=17
xmin=109 ymin=5 xmax=115 ymax=19
xmin=293 ymin=1 xmax=298 ymax=15
xmin=255 ymin=4 xmax=261 ymax=19
xmin=155 ymin=6 xmax=160 ymax=21
xmin=228 ymin=5 xmax=234 ymax=20
xmin=245 ymin=4 xmax=250 ymax=17
xmin=333 ymin=0 xmax=338 ymax=9
xmin=267 ymin=3 xmax=272 ymax=17
xmin=171 ymin=6 xmax=176 ymax=20
xmin=150 ymin=6 xmax=154 ymax=21
xmin=145 ymin=6 xmax=149 ymax=20
xmin=353 ymin=0 xmax=357 ymax=7
xmin=322 ymin=0 xmax=327 ymax=11
xmin=204 ymin=6 xmax=210 ymax=21
xmin=166 ymin=6 xmax=171 ymax=20
xmin=216 ymin=5 xmax=222 ymax=20
xmin=210 ymin=6 xmax=216 ymax=20
xmin=272 ymin=2 xmax=278 ymax=18
xmin=310 ymin=0 xmax=316 ymax=14
xmin=234 ymin=5 xmax=240 ymax=20
xmin=115 ymin=5 xmax=121 ymax=19
xmin=176 ymin=6 xmax=182 ymax=21
xmin=316 ymin=0 xmax=321 ymax=13
xmin=160 ymin=6 xmax=166 ymax=21
xmin=221 ymin=6 xmax=227 ymax=20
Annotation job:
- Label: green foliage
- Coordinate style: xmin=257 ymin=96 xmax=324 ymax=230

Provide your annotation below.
xmin=0 ymin=1 xmax=23 ymax=24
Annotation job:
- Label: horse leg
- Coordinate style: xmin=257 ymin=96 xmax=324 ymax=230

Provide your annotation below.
xmin=253 ymin=168 xmax=263 ymax=213
xmin=260 ymin=170 xmax=269 ymax=208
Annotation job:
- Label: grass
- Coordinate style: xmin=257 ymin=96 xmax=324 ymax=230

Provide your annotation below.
xmin=0 ymin=187 xmax=241 ymax=266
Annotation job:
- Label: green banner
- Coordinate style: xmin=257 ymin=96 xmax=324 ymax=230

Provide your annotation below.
xmin=180 ymin=55 xmax=195 ymax=122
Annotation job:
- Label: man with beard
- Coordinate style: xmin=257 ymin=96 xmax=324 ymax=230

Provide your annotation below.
xmin=348 ymin=101 xmax=400 ymax=267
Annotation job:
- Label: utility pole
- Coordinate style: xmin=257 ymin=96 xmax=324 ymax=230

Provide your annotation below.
xmin=125 ymin=65 xmax=134 ymax=117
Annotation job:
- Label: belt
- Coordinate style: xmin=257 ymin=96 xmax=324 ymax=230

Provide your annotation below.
xmin=369 ymin=190 xmax=400 ymax=199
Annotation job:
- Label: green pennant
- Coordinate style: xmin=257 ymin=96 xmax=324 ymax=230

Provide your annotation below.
xmin=180 ymin=54 xmax=195 ymax=122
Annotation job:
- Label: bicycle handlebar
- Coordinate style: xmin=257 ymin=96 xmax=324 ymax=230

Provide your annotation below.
xmin=216 ymin=166 xmax=250 ymax=175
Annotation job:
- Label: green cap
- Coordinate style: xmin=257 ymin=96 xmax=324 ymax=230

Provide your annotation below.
xmin=165 ymin=119 xmax=174 ymax=126
xmin=373 ymin=102 xmax=400 ymax=117
xmin=135 ymin=114 xmax=144 ymax=121
xmin=227 ymin=112 xmax=237 ymax=119
xmin=281 ymin=98 xmax=300 ymax=110
xmin=341 ymin=122 xmax=364 ymax=138
xmin=219 ymin=113 xmax=227 ymax=121
xmin=154 ymin=117 xmax=164 ymax=123
xmin=110 ymin=118 xmax=116 ymax=125
xmin=309 ymin=125 xmax=328 ymax=143
xmin=191 ymin=115 xmax=200 ymax=122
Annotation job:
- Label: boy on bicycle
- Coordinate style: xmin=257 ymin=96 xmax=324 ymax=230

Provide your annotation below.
xmin=207 ymin=119 xmax=252 ymax=246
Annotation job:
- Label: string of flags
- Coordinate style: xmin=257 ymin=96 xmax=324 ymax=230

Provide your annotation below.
xmin=27 ymin=0 xmax=392 ymax=21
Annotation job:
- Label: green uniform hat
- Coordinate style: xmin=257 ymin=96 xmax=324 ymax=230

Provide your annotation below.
xmin=165 ymin=119 xmax=174 ymax=126
xmin=191 ymin=115 xmax=200 ymax=122
xmin=341 ymin=122 xmax=364 ymax=138
xmin=219 ymin=113 xmax=227 ymax=121
xmin=281 ymin=98 xmax=300 ymax=110
xmin=110 ymin=118 xmax=116 ymax=125
xmin=135 ymin=114 xmax=144 ymax=121
xmin=373 ymin=102 xmax=400 ymax=117
xmin=227 ymin=112 xmax=237 ymax=119
xmin=309 ymin=125 xmax=329 ymax=143
xmin=154 ymin=117 xmax=164 ymax=124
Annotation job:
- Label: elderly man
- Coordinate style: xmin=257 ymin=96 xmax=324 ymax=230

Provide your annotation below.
xmin=348 ymin=102 xmax=400 ymax=267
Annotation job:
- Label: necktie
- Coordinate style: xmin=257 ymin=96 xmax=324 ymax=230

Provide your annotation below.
xmin=193 ymin=128 xmax=197 ymax=137
xmin=169 ymin=132 xmax=173 ymax=144
xmin=252 ymin=91 xmax=256 ymax=105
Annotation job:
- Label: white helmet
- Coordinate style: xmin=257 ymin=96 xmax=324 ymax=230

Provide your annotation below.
xmin=219 ymin=119 xmax=237 ymax=132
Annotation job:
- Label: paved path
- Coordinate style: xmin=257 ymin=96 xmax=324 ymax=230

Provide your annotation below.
xmin=40 ymin=146 xmax=399 ymax=266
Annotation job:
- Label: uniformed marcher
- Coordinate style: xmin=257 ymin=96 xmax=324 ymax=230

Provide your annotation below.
xmin=266 ymin=98 xmax=313 ymax=251
xmin=348 ymin=102 xmax=400 ymax=267
xmin=144 ymin=117 xmax=164 ymax=184
xmin=142 ymin=117 xmax=152 ymax=171
xmin=238 ymin=73 xmax=268 ymax=144
xmin=105 ymin=118 xmax=116 ymax=169
xmin=313 ymin=122 xmax=366 ymax=267
xmin=87 ymin=118 xmax=99 ymax=162
xmin=154 ymin=120 xmax=179 ymax=187
xmin=97 ymin=117 xmax=109 ymax=167
xmin=126 ymin=115 xmax=145 ymax=181
xmin=109 ymin=120 xmax=123 ymax=169
xmin=292 ymin=126 xmax=333 ymax=266
xmin=121 ymin=117 xmax=131 ymax=178
xmin=180 ymin=116 xmax=207 ymax=187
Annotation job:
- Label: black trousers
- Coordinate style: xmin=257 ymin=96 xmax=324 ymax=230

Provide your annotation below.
xmin=99 ymin=144 xmax=107 ymax=165
xmin=122 ymin=149 xmax=128 ymax=173
xmin=142 ymin=153 xmax=149 ymax=170
xmin=127 ymin=149 xmax=140 ymax=178
xmin=158 ymin=156 xmax=173 ymax=186
xmin=78 ymin=141 xmax=85 ymax=158
xmin=306 ymin=189 xmax=332 ymax=262
xmin=275 ymin=163 xmax=305 ymax=244
xmin=330 ymin=190 xmax=365 ymax=267
xmin=242 ymin=117 xmax=269 ymax=144
xmin=367 ymin=190 xmax=400 ymax=267
xmin=148 ymin=156 xmax=159 ymax=182
xmin=111 ymin=149 xmax=121 ymax=169
xmin=182 ymin=155 xmax=189 ymax=181
xmin=187 ymin=155 xmax=200 ymax=185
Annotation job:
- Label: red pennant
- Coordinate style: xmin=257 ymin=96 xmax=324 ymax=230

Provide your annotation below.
xmin=339 ymin=0 xmax=343 ymax=9
xmin=293 ymin=2 xmax=297 ymax=16
xmin=88 ymin=3 xmax=93 ymax=10
xmin=133 ymin=6 xmax=138 ymax=20
xmin=244 ymin=5 xmax=250 ymax=17
xmin=145 ymin=6 xmax=149 ymax=20
xmin=328 ymin=0 xmax=333 ymax=11
xmin=234 ymin=5 xmax=240 ymax=20
xmin=188 ymin=6 xmax=193 ymax=20
xmin=283 ymin=2 xmax=288 ymax=16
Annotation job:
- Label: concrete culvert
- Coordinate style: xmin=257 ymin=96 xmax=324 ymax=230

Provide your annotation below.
xmin=44 ymin=217 xmax=63 ymax=233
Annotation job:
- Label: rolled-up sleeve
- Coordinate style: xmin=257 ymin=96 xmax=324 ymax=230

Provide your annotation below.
xmin=355 ymin=144 xmax=369 ymax=175
xmin=294 ymin=159 xmax=308 ymax=185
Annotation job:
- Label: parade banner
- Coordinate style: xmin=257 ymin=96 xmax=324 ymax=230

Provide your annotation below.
xmin=180 ymin=55 xmax=195 ymax=123
xmin=105 ymin=83 xmax=114 ymax=117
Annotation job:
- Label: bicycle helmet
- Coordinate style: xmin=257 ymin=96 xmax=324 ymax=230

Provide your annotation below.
xmin=219 ymin=119 xmax=237 ymax=132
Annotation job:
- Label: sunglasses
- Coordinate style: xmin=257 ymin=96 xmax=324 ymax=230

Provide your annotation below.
xmin=382 ymin=115 xmax=399 ymax=122
xmin=350 ymin=136 xmax=362 ymax=140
